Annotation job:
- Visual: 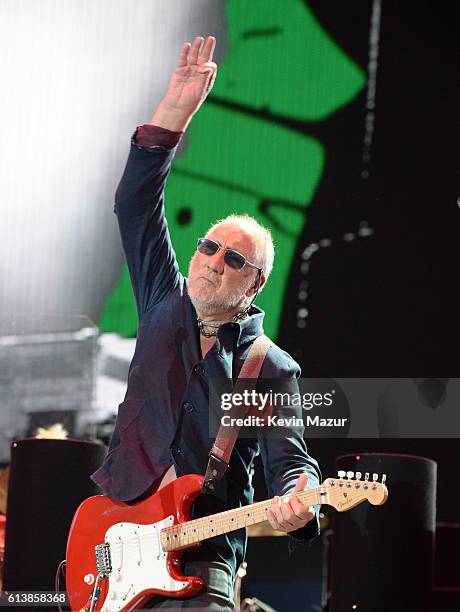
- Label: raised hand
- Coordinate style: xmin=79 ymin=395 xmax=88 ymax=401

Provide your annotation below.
xmin=165 ymin=36 xmax=217 ymax=115
xmin=150 ymin=36 xmax=217 ymax=132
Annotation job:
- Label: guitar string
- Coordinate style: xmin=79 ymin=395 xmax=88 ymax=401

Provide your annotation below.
xmin=107 ymin=487 xmax=324 ymax=551
xmin=105 ymin=484 xmax=382 ymax=552
xmin=106 ymin=485 xmax=327 ymax=555
xmin=108 ymin=483 xmax=381 ymax=552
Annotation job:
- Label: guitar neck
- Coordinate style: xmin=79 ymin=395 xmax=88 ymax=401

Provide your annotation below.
xmin=161 ymin=487 xmax=321 ymax=552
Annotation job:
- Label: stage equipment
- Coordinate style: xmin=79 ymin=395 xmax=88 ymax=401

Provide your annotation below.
xmin=0 ymin=314 xmax=98 ymax=463
xmin=329 ymin=453 xmax=436 ymax=612
xmin=433 ymin=522 xmax=460 ymax=610
xmin=0 ymin=467 xmax=8 ymax=515
xmin=2 ymin=438 xmax=106 ymax=591
xmin=0 ymin=513 xmax=5 ymax=589
xmin=435 ymin=522 xmax=460 ymax=589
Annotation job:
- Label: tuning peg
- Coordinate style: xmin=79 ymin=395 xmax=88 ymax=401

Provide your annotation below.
xmin=346 ymin=471 xmax=355 ymax=479
xmin=338 ymin=470 xmax=346 ymax=479
xmin=364 ymin=472 xmax=370 ymax=481
xmin=382 ymin=474 xmax=387 ymax=485
xmin=355 ymin=471 xmax=362 ymax=480
xmin=372 ymin=473 xmax=378 ymax=482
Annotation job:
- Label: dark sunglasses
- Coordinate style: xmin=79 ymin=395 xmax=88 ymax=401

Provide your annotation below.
xmin=197 ymin=237 xmax=262 ymax=272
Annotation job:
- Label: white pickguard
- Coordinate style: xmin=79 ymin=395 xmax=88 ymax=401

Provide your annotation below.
xmin=99 ymin=515 xmax=188 ymax=612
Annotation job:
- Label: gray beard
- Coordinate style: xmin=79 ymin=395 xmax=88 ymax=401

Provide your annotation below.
xmin=188 ymin=285 xmax=249 ymax=318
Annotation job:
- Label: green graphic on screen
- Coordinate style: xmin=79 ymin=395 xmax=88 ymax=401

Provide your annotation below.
xmin=100 ymin=0 xmax=365 ymax=338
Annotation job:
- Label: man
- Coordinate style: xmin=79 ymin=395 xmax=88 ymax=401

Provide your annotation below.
xmin=92 ymin=36 xmax=321 ymax=610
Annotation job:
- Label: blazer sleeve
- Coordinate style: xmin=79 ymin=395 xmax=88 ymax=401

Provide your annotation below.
xmin=257 ymin=347 xmax=322 ymax=546
xmin=114 ymin=134 xmax=181 ymax=318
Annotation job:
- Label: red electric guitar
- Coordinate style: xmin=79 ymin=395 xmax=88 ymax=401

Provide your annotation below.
xmin=66 ymin=471 xmax=388 ymax=611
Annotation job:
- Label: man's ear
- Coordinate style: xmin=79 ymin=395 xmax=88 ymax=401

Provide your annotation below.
xmin=258 ymin=273 xmax=266 ymax=292
xmin=246 ymin=273 xmax=266 ymax=297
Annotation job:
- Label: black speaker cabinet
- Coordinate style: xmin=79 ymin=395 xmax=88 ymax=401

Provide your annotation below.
xmin=329 ymin=453 xmax=436 ymax=612
xmin=3 ymin=438 xmax=106 ymax=591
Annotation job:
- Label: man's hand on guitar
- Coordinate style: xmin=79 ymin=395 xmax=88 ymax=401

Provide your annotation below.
xmin=150 ymin=35 xmax=217 ymax=132
xmin=266 ymin=473 xmax=316 ymax=533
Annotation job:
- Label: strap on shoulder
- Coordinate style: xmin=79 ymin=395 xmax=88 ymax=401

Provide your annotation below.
xmin=202 ymin=334 xmax=272 ymax=493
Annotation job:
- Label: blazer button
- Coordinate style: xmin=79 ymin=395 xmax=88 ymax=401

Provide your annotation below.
xmin=193 ymin=364 xmax=205 ymax=376
xmin=183 ymin=402 xmax=195 ymax=413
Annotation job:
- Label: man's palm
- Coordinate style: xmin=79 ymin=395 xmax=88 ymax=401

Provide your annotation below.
xmin=164 ymin=37 xmax=217 ymax=115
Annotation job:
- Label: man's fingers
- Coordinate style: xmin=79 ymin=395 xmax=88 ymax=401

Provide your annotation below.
xmin=269 ymin=494 xmax=314 ymax=532
xmin=267 ymin=483 xmax=315 ymax=533
xmin=177 ymin=42 xmax=191 ymax=68
xmin=272 ymin=497 xmax=298 ymax=530
xmin=199 ymin=36 xmax=216 ymax=64
xmin=279 ymin=498 xmax=304 ymax=528
xmin=197 ymin=61 xmax=217 ymax=96
xmin=181 ymin=35 xmax=215 ymax=69
xmin=291 ymin=495 xmax=315 ymax=521
xmin=270 ymin=497 xmax=284 ymax=525
xmin=293 ymin=473 xmax=309 ymax=492
xmin=205 ymin=65 xmax=217 ymax=94
xmin=266 ymin=509 xmax=281 ymax=531
xmin=188 ymin=36 xmax=204 ymax=65
xmin=197 ymin=61 xmax=217 ymax=74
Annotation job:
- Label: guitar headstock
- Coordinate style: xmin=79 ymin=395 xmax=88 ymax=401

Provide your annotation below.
xmin=321 ymin=471 xmax=388 ymax=512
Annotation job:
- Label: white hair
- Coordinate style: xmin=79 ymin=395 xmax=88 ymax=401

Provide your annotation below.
xmin=206 ymin=214 xmax=275 ymax=290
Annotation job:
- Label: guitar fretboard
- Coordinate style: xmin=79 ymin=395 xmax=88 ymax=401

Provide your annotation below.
xmin=160 ymin=487 xmax=324 ymax=552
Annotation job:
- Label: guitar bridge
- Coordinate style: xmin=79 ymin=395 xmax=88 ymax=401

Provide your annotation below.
xmin=95 ymin=542 xmax=112 ymax=578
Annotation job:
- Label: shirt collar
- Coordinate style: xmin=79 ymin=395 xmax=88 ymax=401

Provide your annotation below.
xmin=218 ymin=304 xmax=265 ymax=348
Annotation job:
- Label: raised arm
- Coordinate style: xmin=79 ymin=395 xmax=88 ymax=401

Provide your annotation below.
xmin=115 ymin=36 xmax=217 ymax=317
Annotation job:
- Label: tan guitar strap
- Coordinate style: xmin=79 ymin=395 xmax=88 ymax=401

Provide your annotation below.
xmin=202 ymin=333 xmax=272 ymax=493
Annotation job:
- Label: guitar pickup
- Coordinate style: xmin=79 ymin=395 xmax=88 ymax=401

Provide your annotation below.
xmin=95 ymin=542 xmax=112 ymax=578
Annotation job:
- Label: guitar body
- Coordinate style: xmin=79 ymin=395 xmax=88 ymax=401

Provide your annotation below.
xmin=66 ymin=474 xmax=205 ymax=611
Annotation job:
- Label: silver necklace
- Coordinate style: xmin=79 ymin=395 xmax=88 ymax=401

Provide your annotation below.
xmin=197 ymin=309 xmax=249 ymax=338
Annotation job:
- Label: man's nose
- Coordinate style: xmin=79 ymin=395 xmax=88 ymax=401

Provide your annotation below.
xmin=206 ymin=249 xmax=225 ymax=274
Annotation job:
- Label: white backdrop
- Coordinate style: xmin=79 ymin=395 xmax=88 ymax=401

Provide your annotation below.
xmin=0 ymin=0 xmax=225 ymax=326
